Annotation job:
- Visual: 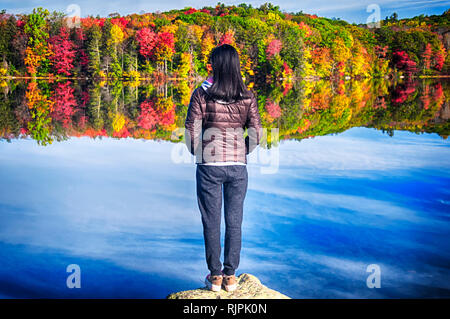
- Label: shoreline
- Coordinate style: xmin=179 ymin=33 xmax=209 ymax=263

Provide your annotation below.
xmin=1 ymin=75 xmax=450 ymax=81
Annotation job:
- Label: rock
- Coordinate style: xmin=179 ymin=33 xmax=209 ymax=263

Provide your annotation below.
xmin=167 ymin=273 xmax=291 ymax=299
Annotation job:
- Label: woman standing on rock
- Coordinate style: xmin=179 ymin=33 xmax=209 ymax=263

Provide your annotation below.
xmin=185 ymin=44 xmax=262 ymax=292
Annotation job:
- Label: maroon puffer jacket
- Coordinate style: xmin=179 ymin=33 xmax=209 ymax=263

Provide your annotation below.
xmin=185 ymin=84 xmax=262 ymax=164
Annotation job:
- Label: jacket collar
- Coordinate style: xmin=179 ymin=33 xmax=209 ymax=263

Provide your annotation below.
xmin=201 ymin=77 xmax=213 ymax=92
xmin=200 ymin=77 xmax=237 ymax=104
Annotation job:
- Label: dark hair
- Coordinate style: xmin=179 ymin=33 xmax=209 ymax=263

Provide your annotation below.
xmin=206 ymin=44 xmax=253 ymax=102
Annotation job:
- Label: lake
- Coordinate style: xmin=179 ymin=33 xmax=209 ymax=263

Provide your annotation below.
xmin=0 ymin=78 xmax=449 ymax=298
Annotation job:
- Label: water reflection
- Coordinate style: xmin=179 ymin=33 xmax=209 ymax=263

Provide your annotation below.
xmin=0 ymin=128 xmax=449 ymax=298
xmin=0 ymin=79 xmax=448 ymax=145
xmin=0 ymin=79 xmax=449 ymax=298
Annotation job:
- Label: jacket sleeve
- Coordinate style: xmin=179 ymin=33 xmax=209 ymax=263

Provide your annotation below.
xmin=244 ymin=93 xmax=263 ymax=155
xmin=184 ymin=88 xmax=203 ymax=156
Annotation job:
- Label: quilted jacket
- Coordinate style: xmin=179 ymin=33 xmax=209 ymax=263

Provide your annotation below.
xmin=185 ymin=78 xmax=263 ymax=164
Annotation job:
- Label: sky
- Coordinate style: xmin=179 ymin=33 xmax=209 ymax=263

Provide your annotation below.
xmin=0 ymin=0 xmax=448 ymax=24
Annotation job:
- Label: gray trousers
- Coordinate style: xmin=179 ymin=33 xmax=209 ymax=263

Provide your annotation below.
xmin=196 ymin=164 xmax=248 ymax=276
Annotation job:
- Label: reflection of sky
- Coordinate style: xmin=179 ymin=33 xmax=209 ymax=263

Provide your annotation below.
xmin=0 ymin=127 xmax=449 ymax=298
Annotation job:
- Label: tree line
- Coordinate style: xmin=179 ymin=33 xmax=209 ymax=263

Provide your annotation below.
xmin=0 ymin=3 xmax=449 ymax=82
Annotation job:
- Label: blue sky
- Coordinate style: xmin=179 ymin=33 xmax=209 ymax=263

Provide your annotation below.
xmin=0 ymin=0 xmax=448 ymax=23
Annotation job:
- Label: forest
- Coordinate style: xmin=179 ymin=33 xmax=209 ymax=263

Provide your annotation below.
xmin=0 ymin=2 xmax=449 ymax=82
xmin=0 ymin=3 xmax=449 ymax=146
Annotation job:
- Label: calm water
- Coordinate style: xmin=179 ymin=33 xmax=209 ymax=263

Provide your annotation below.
xmin=0 ymin=79 xmax=449 ymax=298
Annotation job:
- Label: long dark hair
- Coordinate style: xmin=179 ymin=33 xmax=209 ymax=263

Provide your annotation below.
xmin=206 ymin=44 xmax=252 ymax=102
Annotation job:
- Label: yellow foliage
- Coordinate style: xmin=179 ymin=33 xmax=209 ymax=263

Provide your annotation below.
xmin=241 ymin=53 xmax=253 ymax=77
xmin=177 ymin=81 xmax=191 ymax=106
xmin=331 ymin=93 xmax=351 ymax=120
xmin=350 ymin=40 xmax=372 ymax=77
xmin=332 ymin=38 xmax=352 ymax=63
xmin=301 ymin=46 xmax=314 ymax=77
xmin=155 ymin=95 xmax=174 ymax=112
xmin=112 ymin=113 xmax=126 ymax=132
xmin=24 ymin=43 xmax=52 ymax=76
xmin=161 ymin=24 xmax=178 ymax=35
xmin=177 ymin=52 xmax=192 ymax=78
xmin=189 ymin=25 xmax=204 ymax=44
xmin=266 ymin=12 xmax=282 ymax=22
xmin=264 ymin=34 xmax=275 ymax=46
xmin=110 ymin=24 xmax=124 ymax=45
xmin=124 ymin=70 xmax=141 ymax=87
xmin=201 ymin=33 xmax=215 ymax=65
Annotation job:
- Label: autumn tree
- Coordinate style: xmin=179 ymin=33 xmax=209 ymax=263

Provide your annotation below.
xmin=136 ymin=27 xmax=157 ymax=74
xmin=86 ymin=24 xmax=102 ymax=76
xmin=24 ymin=7 xmax=52 ymax=76
xmin=49 ymin=27 xmax=75 ymax=76
xmin=154 ymin=32 xmax=175 ymax=74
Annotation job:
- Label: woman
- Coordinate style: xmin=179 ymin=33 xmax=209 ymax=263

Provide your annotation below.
xmin=185 ymin=44 xmax=262 ymax=292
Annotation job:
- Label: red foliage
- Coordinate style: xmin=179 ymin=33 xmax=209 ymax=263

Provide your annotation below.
xmin=156 ymin=32 xmax=175 ymax=57
xmin=265 ymin=100 xmax=281 ymax=119
xmin=157 ymin=32 xmax=175 ymax=47
xmin=433 ymin=82 xmax=443 ymax=100
xmin=136 ymin=27 xmax=157 ymax=59
xmin=80 ymin=91 xmax=90 ymax=108
xmin=421 ymin=84 xmax=430 ymax=109
xmin=336 ymin=61 xmax=345 ymax=77
xmin=75 ymin=28 xmax=86 ymax=41
xmin=422 ymin=43 xmax=432 ymax=70
xmin=16 ymin=20 xmax=25 ymax=28
xmin=391 ymin=81 xmax=417 ymax=104
xmin=75 ymin=28 xmax=89 ymax=71
xmin=112 ymin=126 xmax=131 ymax=138
xmin=266 ymin=39 xmax=282 ymax=58
xmin=283 ymin=81 xmax=292 ymax=96
xmin=218 ymin=31 xmax=234 ymax=46
xmin=158 ymin=108 xmax=175 ymax=128
xmin=81 ymin=17 xmax=106 ymax=29
xmin=138 ymin=100 xmax=158 ymax=130
xmin=283 ymin=61 xmax=292 ymax=76
xmin=137 ymin=99 xmax=175 ymax=131
xmin=51 ymin=82 xmax=77 ymax=127
xmin=184 ymin=8 xmax=198 ymax=15
xmin=336 ymin=79 xmax=345 ymax=95
xmin=98 ymin=18 xmax=106 ymax=28
xmin=110 ymin=17 xmax=129 ymax=30
xmin=392 ymin=51 xmax=418 ymax=75
xmin=81 ymin=128 xmax=108 ymax=138
xmin=49 ymin=27 xmax=76 ymax=76
xmin=298 ymin=21 xmax=312 ymax=37
xmin=435 ymin=51 xmax=445 ymax=71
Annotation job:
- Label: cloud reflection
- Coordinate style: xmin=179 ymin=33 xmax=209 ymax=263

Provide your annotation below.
xmin=0 ymin=127 xmax=449 ymax=298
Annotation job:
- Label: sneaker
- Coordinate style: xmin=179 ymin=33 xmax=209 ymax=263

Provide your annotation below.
xmin=222 ymin=274 xmax=237 ymax=292
xmin=205 ymin=274 xmax=223 ymax=292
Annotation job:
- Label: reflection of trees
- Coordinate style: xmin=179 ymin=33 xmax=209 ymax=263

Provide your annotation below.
xmin=25 ymin=81 xmax=54 ymax=145
xmin=0 ymin=78 xmax=449 ymax=145
xmin=370 ymin=81 xmax=446 ymax=136
xmin=51 ymin=82 xmax=76 ymax=128
xmin=0 ymin=82 xmax=19 ymax=141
